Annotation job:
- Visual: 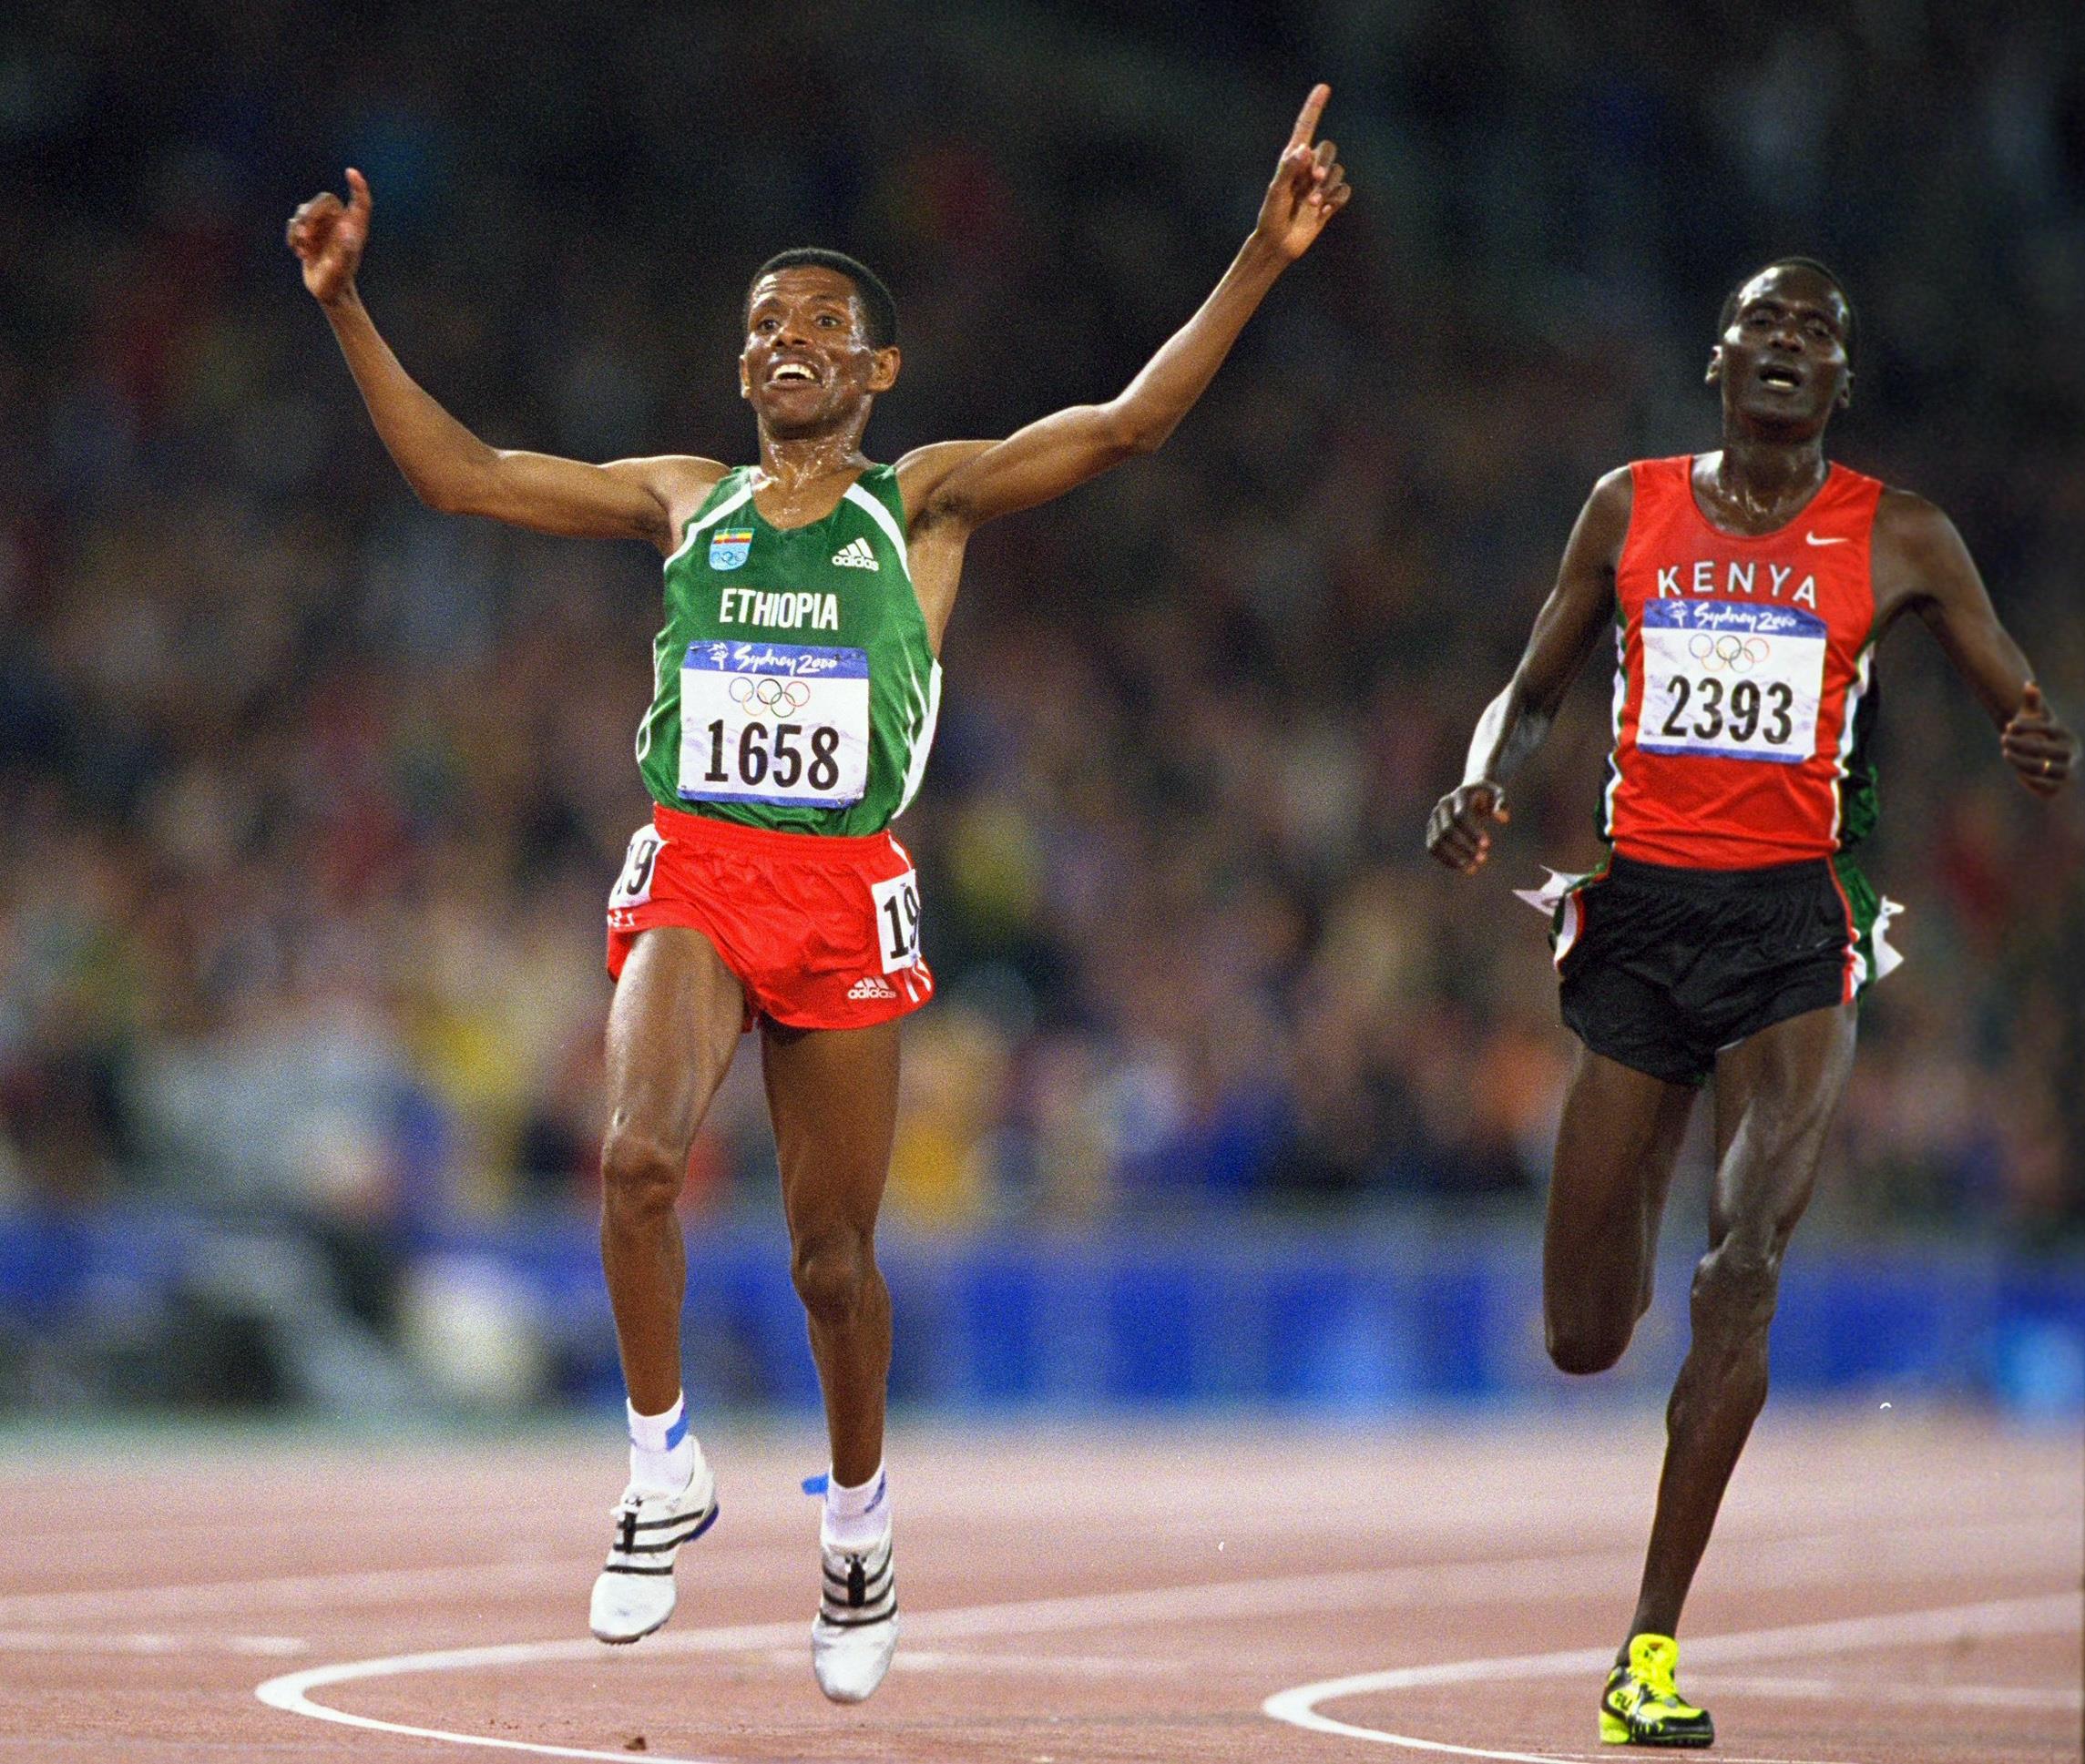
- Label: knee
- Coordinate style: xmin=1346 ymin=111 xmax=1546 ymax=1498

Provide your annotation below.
xmin=1691 ymin=1235 xmax=1783 ymax=1336
xmin=600 ymin=1126 xmax=684 ymax=1219
xmin=791 ymin=1227 xmax=874 ymax=1324
xmin=1547 ymin=1317 xmax=1631 ymax=1377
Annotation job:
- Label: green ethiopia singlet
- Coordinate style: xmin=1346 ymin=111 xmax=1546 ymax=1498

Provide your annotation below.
xmin=635 ymin=464 xmax=942 ymax=836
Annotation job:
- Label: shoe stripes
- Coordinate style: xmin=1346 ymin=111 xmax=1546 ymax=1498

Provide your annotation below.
xmin=819 ymin=1532 xmax=896 ymax=1627
xmin=600 ymin=1485 xmax=719 ymax=1578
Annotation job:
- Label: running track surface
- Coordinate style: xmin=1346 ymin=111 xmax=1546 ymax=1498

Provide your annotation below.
xmin=0 ymin=1412 xmax=2076 ymax=1763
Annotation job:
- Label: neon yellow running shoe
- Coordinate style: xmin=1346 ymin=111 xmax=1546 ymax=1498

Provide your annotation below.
xmin=1600 ymin=1633 xmax=1713 ymax=1748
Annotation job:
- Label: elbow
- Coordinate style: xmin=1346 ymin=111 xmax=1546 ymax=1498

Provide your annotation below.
xmin=1117 ymin=420 xmax=1170 ymax=457
xmin=1100 ymin=403 xmax=1170 ymax=458
xmin=411 ymin=465 xmax=482 ymax=518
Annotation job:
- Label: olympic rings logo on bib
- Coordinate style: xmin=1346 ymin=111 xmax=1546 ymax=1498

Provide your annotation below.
xmin=1686 ymin=633 xmax=1773 ymax=674
xmin=730 ymin=676 xmax=814 ymax=719
xmin=680 ymin=641 xmax=873 ymax=810
xmin=1640 ymin=601 xmax=1827 ymax=766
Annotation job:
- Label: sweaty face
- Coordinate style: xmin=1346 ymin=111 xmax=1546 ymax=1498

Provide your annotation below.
xmin=740 ymin=267 xmax=894 ymax=436
xmin=1712 ymin=266 xmax=1852 ymax=435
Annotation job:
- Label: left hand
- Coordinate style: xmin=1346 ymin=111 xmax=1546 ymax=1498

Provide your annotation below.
xmin=2001 ymin=681 xmax=2076 ymax=798
xmin=1252 ymin=84 xmax=1351 ymax=262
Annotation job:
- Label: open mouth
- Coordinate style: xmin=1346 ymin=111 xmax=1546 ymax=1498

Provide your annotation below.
xmin=1759 ymin=363 xmax=1803 ymax=392
xmin=768 ymin=361 xmax=820 ymax=386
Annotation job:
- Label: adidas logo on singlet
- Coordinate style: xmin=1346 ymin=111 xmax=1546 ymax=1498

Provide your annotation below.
xmin=848 ymin=975 xmax=899 ymax=1000
xmin=832 ymin=537 xmax=878 ymax=571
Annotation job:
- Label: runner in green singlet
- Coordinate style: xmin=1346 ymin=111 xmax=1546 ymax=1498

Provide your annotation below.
xmin=289 ymin=87 xmax=1349 ymax=1701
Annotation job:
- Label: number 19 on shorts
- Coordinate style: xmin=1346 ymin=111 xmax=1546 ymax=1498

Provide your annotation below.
xmin=871 ymin=871 xmax=922 ymax=974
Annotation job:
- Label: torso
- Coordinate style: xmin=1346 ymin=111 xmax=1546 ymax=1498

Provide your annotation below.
xmin=636 ymin=464 xmax=943 ymax=837
xmin=1599 ymin=453 xmax=1885 ymax=867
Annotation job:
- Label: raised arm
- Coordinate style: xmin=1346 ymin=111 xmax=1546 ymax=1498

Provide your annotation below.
xmin=1426 ymin=468 xmax=1632 ymax=872
xmin=895 ymin=85 xmax=1349 ymax=535
xmin=287 ymin=170 xmax=720 ymax=552
xmin=1873 ymin=487 xmax=2075 ymax=798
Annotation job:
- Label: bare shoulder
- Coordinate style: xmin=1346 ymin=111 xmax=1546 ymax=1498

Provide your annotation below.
xmin=1873 ymin=484 xmax=1973 ymax=587
xmin=894 ymin=440 xmax=995 ymax=527
xmin=621 ymin=452 xmax=731 ymax=505
xmin=1586 ymin=463 xmax=1634 ymax=521
xmin=1873 ymin=483 xmax=1954 ymax=546
xmin=1569 ymin=464 xmax=1635 ymax=558
xmin=608 ymin=454 xmax=731 ymax=553
xmin=1867 ymin=484 xmax=2000 ymax=630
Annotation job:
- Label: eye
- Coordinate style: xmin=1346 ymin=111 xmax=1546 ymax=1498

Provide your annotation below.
xmin=816 ymin=313 xmax=840 ymax=328
xmin=756 ymin=316 xmax=779 ymax=332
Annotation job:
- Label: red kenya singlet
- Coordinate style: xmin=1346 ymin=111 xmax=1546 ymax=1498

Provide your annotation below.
xmin=1599 ymin=455 xmax=1884 ymax=868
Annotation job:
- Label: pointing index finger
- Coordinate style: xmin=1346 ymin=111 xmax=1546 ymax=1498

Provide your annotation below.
xmin=1287 ymin=83 xmax=1330 ymax=151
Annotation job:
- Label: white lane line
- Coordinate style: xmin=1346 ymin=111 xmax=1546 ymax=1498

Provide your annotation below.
xmin=0 ymin=1629 xmax=305 ymax=1656
xmin=0 ymin=1550 xmax=774 ymax=1625
xmin=251 ymin=1554 xmax=1674 ymax=1764
xmin=254 ymin=1520 xmax=2074 ymax=1764
xmin=11 ymin=1509 xmax=2061 ymax=1628
xmin=1261 ymin=1593 xmax=2080 ymax=1764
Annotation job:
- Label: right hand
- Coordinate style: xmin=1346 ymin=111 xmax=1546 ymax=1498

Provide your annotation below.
xmin=1426 ymin=781 xmax=1510 ymax=873
xmin=286 ymin=168 xmax=371 ymax=306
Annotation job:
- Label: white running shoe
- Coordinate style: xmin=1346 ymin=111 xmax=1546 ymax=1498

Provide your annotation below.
xmin=811 ymin=1526 xmax=898 ymax=1702
xmin=588 ymin=1469 xmax=719 ymax=1644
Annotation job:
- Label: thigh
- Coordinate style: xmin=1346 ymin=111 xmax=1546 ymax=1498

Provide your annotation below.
xmin=1708 ymin=1000 xmax=1857 ymax=1249
xmin=605 ymin=926 xmax=748 ymax=1151
xmin=760 ymin=1019 xmax=902 ymax=1238
xmin=1547 ymin=1045 xmax=1698 ymax=1290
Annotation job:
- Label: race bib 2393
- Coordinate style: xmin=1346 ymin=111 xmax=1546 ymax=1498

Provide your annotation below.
xmin=1638 ymin=602 xmax=1826 ymax=765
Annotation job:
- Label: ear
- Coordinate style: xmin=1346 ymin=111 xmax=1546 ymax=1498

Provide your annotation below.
xmin=1837 ymin=370 xmax=1853 ymax=412
xmin=739 ymin=354 xmax=751 ymax=402
xmin=1705 ymin=344 xmax=1723 ymax=386
xmin=867 ymin=345 xmax=900 ymax=394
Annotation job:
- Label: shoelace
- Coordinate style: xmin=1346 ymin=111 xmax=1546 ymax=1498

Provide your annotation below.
xmin=1633 ymin=1645 xmax=1686 ymax=1708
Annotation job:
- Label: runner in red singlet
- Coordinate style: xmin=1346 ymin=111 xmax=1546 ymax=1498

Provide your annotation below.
xmin=1426 ymin=260 xmax=2075 ymax=1749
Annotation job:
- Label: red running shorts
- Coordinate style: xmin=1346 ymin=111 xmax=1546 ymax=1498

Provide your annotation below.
xmin=605 ymin=804 xmax=933 ymax=1031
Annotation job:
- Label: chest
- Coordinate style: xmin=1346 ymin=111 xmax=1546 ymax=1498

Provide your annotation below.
xmin=674 ymin=504 xmax=909 ymax=642
xmin=1618 ymin=507 xmax=1874 ymax=658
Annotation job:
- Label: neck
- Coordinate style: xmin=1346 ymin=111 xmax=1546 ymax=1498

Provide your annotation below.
xmin=755 ymin=425 xmax=871 ymax=489
xmin=1712 ymin=428 xmax=1828 ymax=515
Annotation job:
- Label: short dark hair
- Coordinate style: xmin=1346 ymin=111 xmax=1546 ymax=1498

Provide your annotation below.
xmin=745 ymin=249 xmax=897 ymax=350
xmin=1718 ymin=258 xmax=1856 ymax=364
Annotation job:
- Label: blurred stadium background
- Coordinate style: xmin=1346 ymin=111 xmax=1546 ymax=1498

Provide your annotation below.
xmin=1 ymin=0 xmax=2080 ymax=1430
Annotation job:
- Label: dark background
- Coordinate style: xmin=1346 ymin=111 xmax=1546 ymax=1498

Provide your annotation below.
xmin=1 ymin=0 xmax=2080 ymax=1414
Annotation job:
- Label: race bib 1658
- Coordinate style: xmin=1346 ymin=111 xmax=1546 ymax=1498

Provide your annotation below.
xmin=679 ymin=641 xmax=870 ymax=809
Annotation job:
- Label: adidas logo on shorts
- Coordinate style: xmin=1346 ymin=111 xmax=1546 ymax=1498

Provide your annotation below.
xmin=847 ymin=975 xmax=899 ymax=1000
xmin=831 ymin=537 xmax=878 ymax=571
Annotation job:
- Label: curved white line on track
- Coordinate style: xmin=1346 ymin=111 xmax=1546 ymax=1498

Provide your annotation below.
xmin=257 ymin=1622 xmax=801 ymax=1764
xmin=1261 ymin=1593 xmax=2080 ymax=1764
xmin=254 ymin=1532 xmax=2076 ymax=1764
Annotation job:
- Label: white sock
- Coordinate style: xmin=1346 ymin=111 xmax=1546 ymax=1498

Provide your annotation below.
xmin=822 ymin=1463 xmax=890 ymax=1550
xmin=627 ymin=1393 xmax=700 ymax=1495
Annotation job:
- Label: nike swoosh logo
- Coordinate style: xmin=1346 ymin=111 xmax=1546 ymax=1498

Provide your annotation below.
xmin=1805 ymin=532 xmax=1849 ymax=546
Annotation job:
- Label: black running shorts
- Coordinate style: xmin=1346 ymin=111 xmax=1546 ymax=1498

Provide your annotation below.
xmin=1551 ymin=852 xmax=1886 ymax=1088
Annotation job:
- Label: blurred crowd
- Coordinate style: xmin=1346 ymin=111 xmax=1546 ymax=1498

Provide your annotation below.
xmin=3 ymin=0 xmax=2081 ymax=1248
